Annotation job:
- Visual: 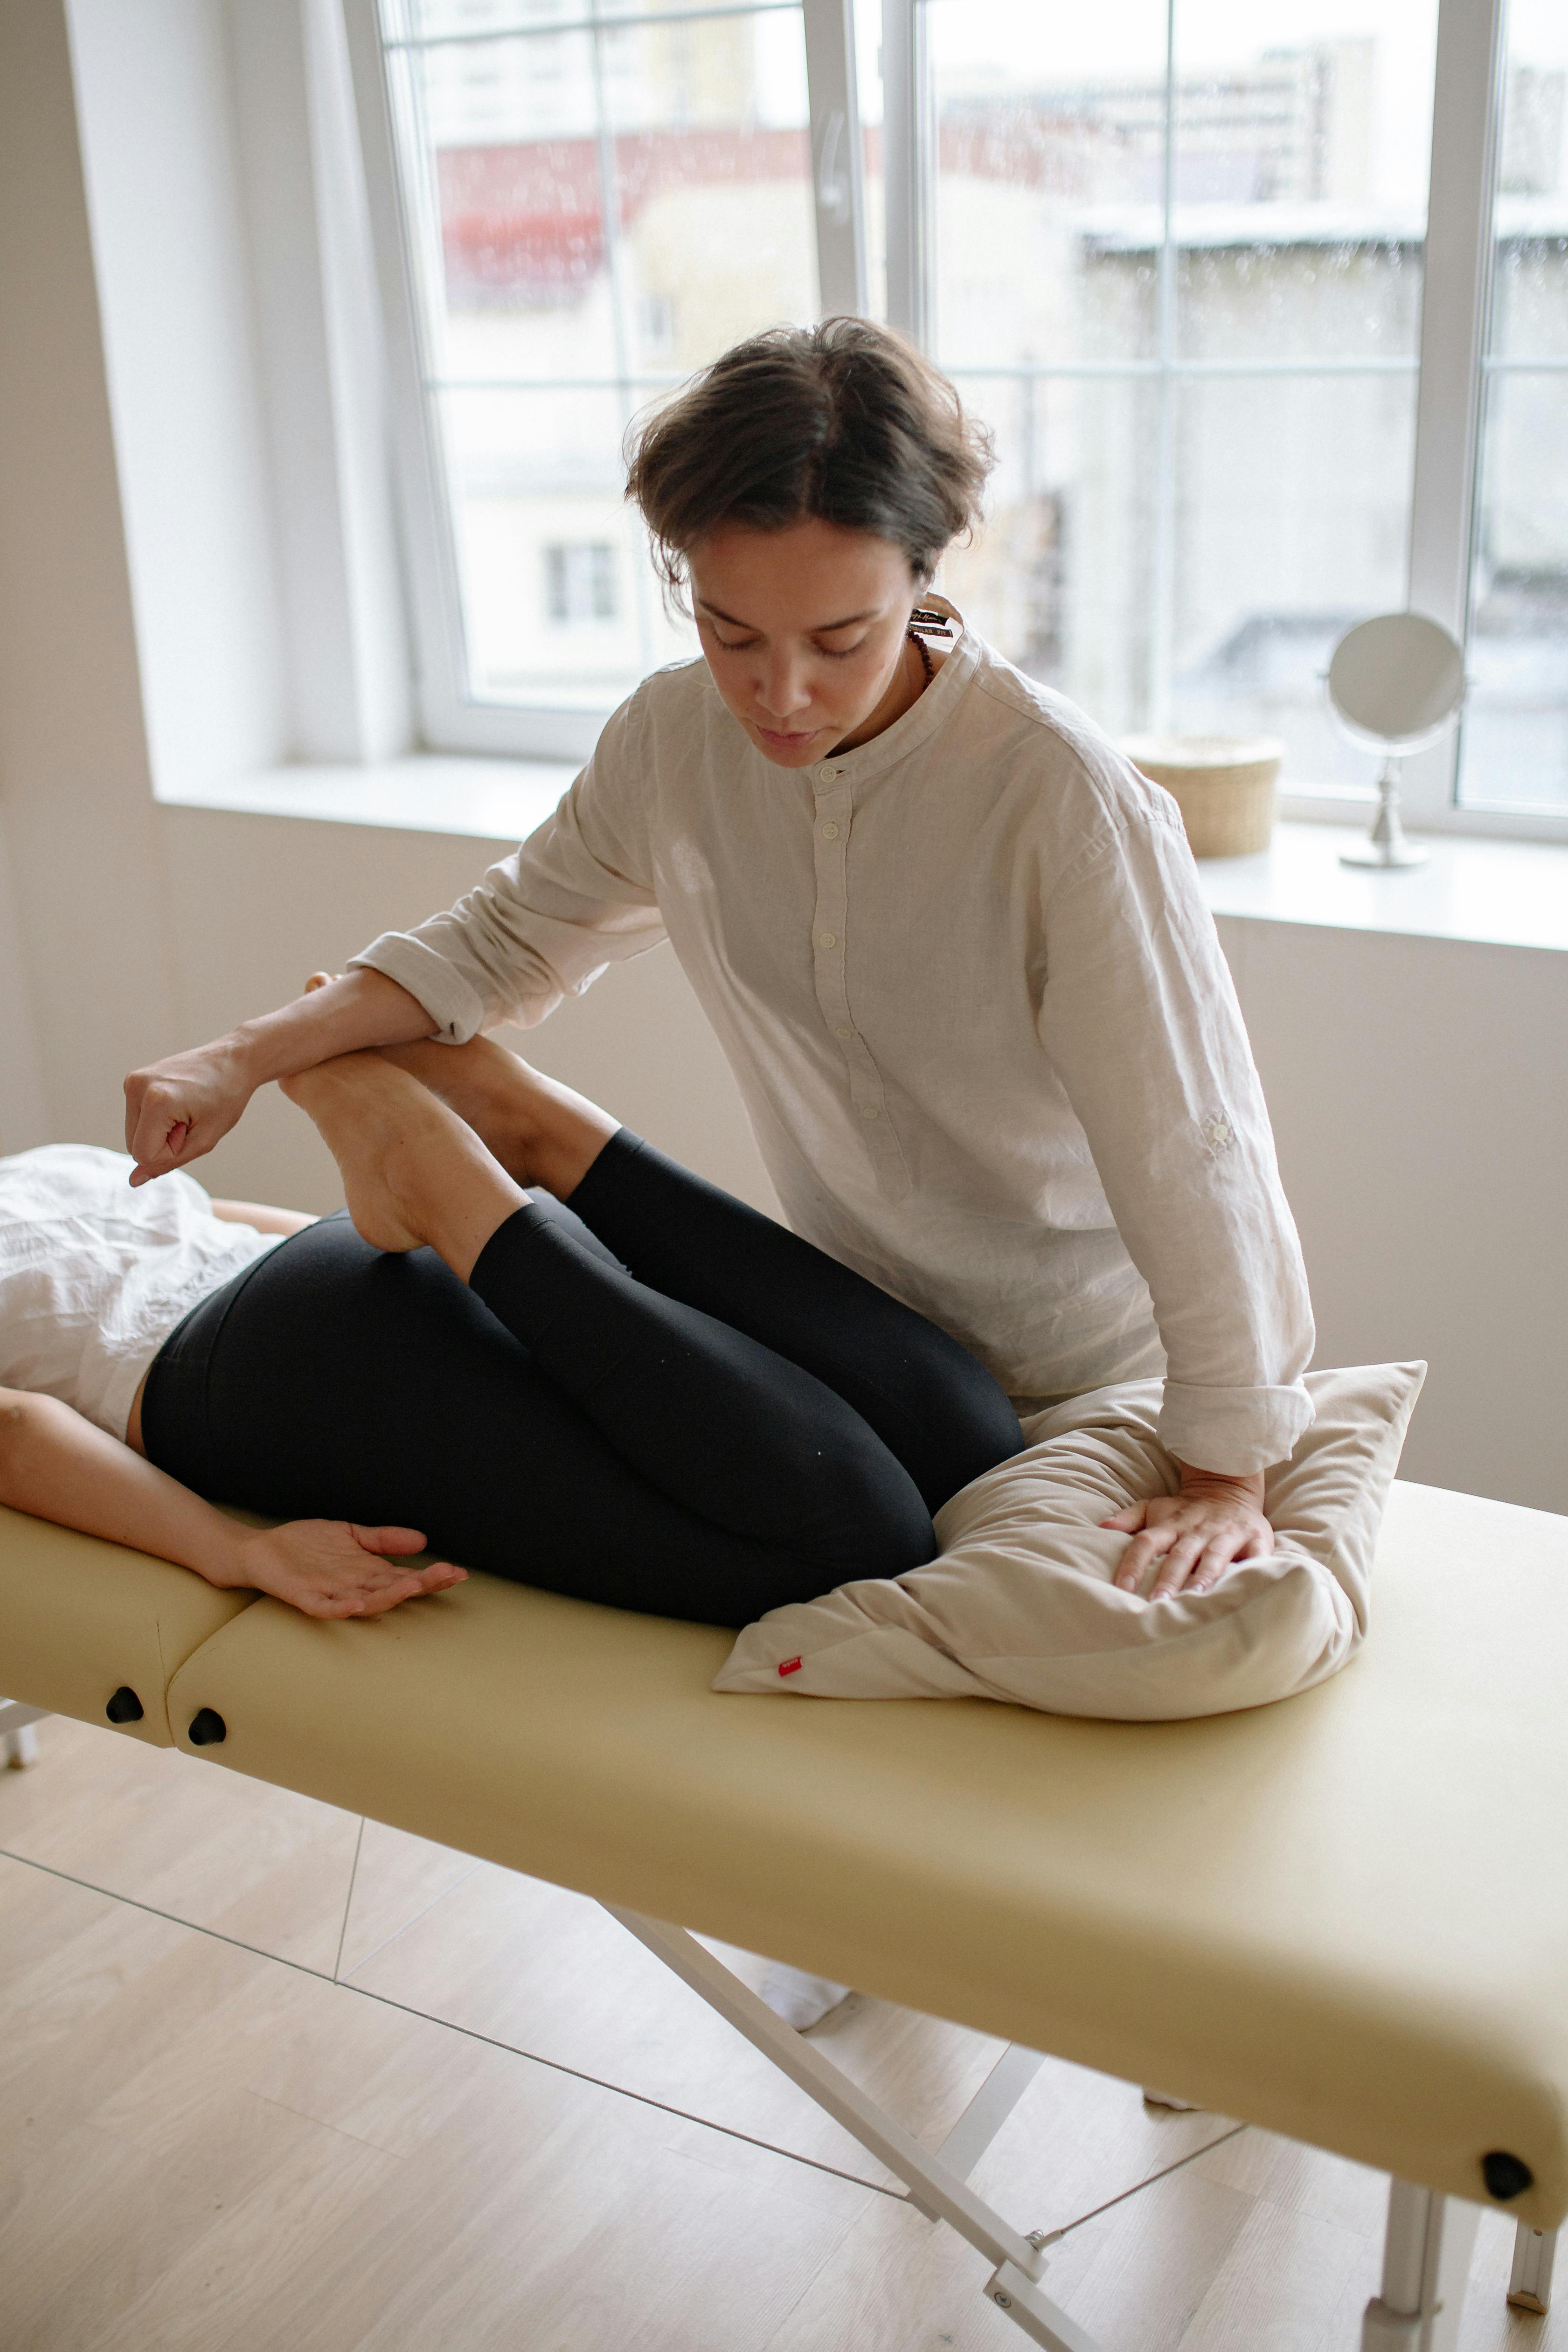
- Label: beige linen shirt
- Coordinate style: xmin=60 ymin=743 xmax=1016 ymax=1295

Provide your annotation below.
xmin=353 ymin=622 xmax=1314 ymax=1473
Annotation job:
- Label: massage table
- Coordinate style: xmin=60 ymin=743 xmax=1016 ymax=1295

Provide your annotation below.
xmin=3 ymin=1477 xmax=1566 ymax=2349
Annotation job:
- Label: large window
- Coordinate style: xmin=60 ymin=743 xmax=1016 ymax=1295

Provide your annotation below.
xmin=1458 ymin=0 xmax=1568 ymax=814
xmin=349 ymin=0 xmax=1568 ymax=826
xmin=910 ymin=2 xmax=1437 ymax=793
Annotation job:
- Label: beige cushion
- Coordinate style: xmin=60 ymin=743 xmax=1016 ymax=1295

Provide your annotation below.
xmin=713 ymin=1364 xmax=1424 ymax=1717
xmin=157 ymin=1476 xmax=1568 ymax=2226
xmin=0 ymin=1501 xmax=257 ymax=1745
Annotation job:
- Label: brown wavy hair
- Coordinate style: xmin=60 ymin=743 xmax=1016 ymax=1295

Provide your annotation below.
xmin=625 ymin=318 xmax=993 ymax=602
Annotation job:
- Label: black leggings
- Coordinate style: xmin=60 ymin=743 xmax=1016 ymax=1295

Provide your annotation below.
xmin=143 ymin=1131 xmax=1021 ymax=1626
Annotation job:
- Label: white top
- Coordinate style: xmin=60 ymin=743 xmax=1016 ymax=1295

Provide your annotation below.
xmin=0 ymin=1145 xmax=283 ymax=1442
xmin=354 ymin=621 xmax=1315 ymax=1472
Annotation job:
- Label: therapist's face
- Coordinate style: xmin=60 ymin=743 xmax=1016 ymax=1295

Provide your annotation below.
xmin=688 ymin=519 xmax=928 ymax=769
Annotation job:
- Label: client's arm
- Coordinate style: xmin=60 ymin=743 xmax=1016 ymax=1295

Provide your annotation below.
xmin=208 ymin=1198 xmax=319 ymax=1237
xmin=0 ymin=1388 xmax=465 ymax=1619
xmin=124 ymin=967 xmax=436 ymax=1189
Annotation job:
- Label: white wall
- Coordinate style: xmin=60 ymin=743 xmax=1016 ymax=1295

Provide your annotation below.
xmin=156 ymin=803 xmax=781 ymax=1218
xmin=0 ymin=809 xmax=48 ymax=1157
xmin=1219 ymin=916 xmax=1568 ymax=1516
xmin=67 ymin=0 xmax=291 ymax=800
xmin=0 ymin=0 xmax=182 ymax=1148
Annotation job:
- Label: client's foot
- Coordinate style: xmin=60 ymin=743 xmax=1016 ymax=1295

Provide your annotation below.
xmin=305 ymin=975 xmax=617 ymax=1199
xmin=281 ymin=1051 xmax=524 ymax=1280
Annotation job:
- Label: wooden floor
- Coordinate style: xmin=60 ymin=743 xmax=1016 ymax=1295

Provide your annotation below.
xmin=0 ymin=1717 xmax=1552 ymax=2352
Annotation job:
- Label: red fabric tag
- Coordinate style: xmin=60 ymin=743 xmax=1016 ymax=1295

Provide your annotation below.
xmin=777 ymin=1656 xmax=804 ymax=1677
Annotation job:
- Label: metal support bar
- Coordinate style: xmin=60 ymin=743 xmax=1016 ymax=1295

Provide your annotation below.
xmin=602 ymin=1906 xmax=1104 ymax=2352
xmin=1507 ymin=2221 xmax=1556 ymax=2314
xmin=937 ymin=2043 xmax=1046 ymax=2182
xmin=1362 ymin=2179 xmax=1479 ymax=2352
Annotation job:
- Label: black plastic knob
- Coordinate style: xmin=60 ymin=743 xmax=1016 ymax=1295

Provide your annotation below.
xmin=1483 ymin=2151 xmax=1534 ymax=2201
xmin=104 ymin=1686 xmax=144 ymax=1725
xmin=187 ymin=1707 xmax=227 ymax=1746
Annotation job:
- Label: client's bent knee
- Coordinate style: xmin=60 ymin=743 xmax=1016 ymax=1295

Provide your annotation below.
xmin=798 ymin=1448 xmax=937 ymax=1582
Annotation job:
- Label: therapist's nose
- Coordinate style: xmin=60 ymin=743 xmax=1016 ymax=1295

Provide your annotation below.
xmin=757 ymin=651 xmax=812 ymax=720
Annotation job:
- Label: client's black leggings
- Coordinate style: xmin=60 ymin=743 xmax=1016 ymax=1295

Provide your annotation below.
xmin=143 ymin=1131 xmax=1022 ymax=1626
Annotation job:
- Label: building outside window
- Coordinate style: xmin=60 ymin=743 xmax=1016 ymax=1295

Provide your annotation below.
xmin=351 ymin=0 xmax=1568 ymax=824
xmin=545 ymin=538 xmax=619 ymax=622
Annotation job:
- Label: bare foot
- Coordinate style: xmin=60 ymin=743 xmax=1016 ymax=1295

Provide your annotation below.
xmin=303 ymin=973 xmax=617 ymax=1198
xmin=281 ymin=1050 xmax=524 ymax=1280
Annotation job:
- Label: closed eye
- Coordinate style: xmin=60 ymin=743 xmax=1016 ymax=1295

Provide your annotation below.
xmin=705 ymin=627 xmax=869 ymax=658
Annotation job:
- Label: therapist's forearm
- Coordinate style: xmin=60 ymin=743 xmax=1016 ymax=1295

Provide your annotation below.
xmin=228 ymin=968 xmax=436 ymax=1088
xmin=125 ymin=969 xmax=440 ymax=1183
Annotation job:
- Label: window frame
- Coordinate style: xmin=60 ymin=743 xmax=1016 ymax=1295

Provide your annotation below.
xmin=343 ymin=0 xmax=866 ymax=762
xmin=342 ymin=0 xmax=1565 ymax=838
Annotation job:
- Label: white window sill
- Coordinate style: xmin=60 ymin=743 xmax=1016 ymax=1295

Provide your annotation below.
xmin=158 ymin=762 xmax=1568 ymax=957
xmin=157 ymin=756 xmax=579 ymax=844
xmin=1197 ymin=821 xmax=1568 ymax=955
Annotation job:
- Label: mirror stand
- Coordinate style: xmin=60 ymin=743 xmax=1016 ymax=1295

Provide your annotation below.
xmin=1340 ymin=756 xmax=1429 ymax=870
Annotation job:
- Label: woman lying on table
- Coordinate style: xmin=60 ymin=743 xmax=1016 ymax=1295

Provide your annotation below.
xmin=1 ymin=1028 xmax=1043 ymax=1622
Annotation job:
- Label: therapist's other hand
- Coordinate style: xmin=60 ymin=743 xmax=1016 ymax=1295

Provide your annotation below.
xmin=125 ymin=1033 xmax=256 ymax=1186
xmin=1102 ymin=1464 xmax=1272 ymax=1600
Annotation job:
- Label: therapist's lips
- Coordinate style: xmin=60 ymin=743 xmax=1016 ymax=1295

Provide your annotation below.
xmin=754 ymin=723 xmax=822 ymax=749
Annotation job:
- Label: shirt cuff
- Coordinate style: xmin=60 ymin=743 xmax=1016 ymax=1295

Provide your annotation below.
xmin=348 ymin=935 xmax=490 ymax=1045
xmin=1157 ymin=1381 xmax=1316 ymax=1476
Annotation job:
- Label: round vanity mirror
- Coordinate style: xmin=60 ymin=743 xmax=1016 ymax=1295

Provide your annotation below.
xmin=1326 ymin=612 xmax=1466 ymax=870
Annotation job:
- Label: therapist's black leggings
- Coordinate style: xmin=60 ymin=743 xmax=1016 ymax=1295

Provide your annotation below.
xmin=143 ymin=1130 xmax=1022 ymax=1625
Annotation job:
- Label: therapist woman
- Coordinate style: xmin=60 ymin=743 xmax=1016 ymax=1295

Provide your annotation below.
xmin=125 ymin=317 xmax=1314 ymax=1601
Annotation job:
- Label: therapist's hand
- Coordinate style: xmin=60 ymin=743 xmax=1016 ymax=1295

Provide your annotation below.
xmin=125 ymin=969 xmax=436 ymax=1186
xmin=1102 ymin=1463 xmax=1273 ymax=1600
xmin=124 ymin=1032 xmax=258 ymax=1187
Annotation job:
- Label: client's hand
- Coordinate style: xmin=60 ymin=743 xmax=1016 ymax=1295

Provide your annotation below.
xmin=231 ymin=1520 xmax=467 ymax=1619
xmin=1101 ymin=1465 xmax=1273 ymax=1601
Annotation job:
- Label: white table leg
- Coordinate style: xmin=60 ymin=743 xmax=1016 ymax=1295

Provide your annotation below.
xmin=1507 ymin=2221 xmax=1556 ymax=2313
xmin=1362 ymin=2179 xmax=1480 ymax=2351
xmin=1 ymin=1700 xmax=48 ymax=1767
xmin=604 ymin=1906 xmax=1104 ymax=2352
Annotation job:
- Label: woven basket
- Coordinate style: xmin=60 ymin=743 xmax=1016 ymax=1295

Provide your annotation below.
xmin=1121 ymin=734 xmax=1283 ymax=858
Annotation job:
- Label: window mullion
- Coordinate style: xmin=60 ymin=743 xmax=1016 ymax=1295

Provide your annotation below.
xmin=1147 ymin=0 xmax=1179 ymax=735
xmin=1403 ymin=0 xmax=1508 ymax=818
xmin=342 ymin=0 xmax=470 ymax=749
xmin=802 ymin=0 xmax=867 ymax=318
xmin=882 ymin=0 xmax=930 ymax=347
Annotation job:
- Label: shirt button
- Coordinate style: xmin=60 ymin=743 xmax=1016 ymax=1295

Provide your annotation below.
xmin=819 ymin=764 xmax=841 ymax=782
xmin=860 ymin=1103 xmax=880 ymax=1120
xmin=819 ymin=931 xmax=837 ymax=950
xmin=836 ymin=1024 xmax=853 ymax=1039
xmin=821 ymin=821 xmax=840 ymax=841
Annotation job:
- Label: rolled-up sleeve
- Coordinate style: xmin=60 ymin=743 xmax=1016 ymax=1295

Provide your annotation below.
xmin=1035 ymin=798 xmax=1315 ymax=1474
xmin=349 ymin=694 xmax=667 ymax=1042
